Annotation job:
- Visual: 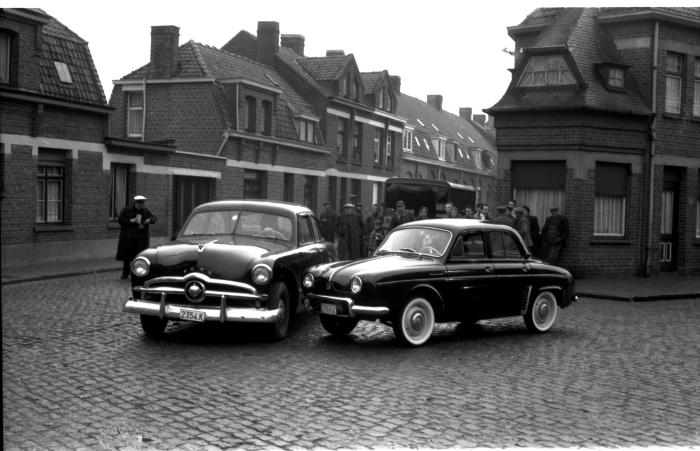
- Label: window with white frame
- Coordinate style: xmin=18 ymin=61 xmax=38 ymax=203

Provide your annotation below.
xmin=262 ymin=100 xmax=272 ymax=136
xmin=127 ymin=91 xmax=144 ymax=137
xmin=694 ymin=58 xmax=700 ymax=117
xmin=665 ymin=52 xmax=683 ymax=114
xmin=0 ymin=32 xmax=10 ymax=84
xmin=609 ymin=67 xmax=624 ymax=88
xmin=472 ymin=149 xmax=482 ymax=169
xmin=373 ymin=128 xmax=381 ymax=163
xmin=297 ymin=119 xmax=315 ymax=143
xmin=54 ymin=61 xmax=72 ymax=84
xmin=337 ymin=117 xmax=348 ymax=158
xmin=512 ymin=160 xmax=567 ymax=223
xmin=437 ymin=140 xmax=445 ymax=161
xmin=352 ymin=122 xmax=362 ymax=162
xmin=594 ymin=163 xmax=628 ymax=236
xmin=245 ymin=96 xmax=257 ymax=132
xmin=518 ymin=54 xmax=575 ymax=87
xmin=37 ymin=151 xmax=66 ymax=224
xmin=385 ymin=132 xmax=394 ymax=168
xmin=403 ymin=129 xmax=413 ymax=152
xmin=110 ymin=164 xmax=130 ymax=219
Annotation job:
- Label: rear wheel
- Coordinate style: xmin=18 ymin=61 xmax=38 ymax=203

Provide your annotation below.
xmin=267 ymin=281 xmax=290 ymax=340
xmin=393 ymin=296 xmax=435 ymax=346
xmin=140 ymin=315 xmax=168 ymax=337
xmin=320 ymin=315 xmax=359 ymax=336
xmin=524 ymin=290 xmax=558 ymax=332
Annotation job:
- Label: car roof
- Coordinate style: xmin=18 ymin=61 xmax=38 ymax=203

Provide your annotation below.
xmin=395 ymin=218 xmax=516 ymax=233
xmin=191 ymin=200 xmax=314 ymax=216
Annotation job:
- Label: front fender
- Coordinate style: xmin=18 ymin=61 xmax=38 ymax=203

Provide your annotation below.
xmin=401 ymin=283 xmax=446 ymax=320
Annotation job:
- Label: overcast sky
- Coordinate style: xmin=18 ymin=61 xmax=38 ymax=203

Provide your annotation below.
xmin=19 ymin=0 xmax=687 ymax=116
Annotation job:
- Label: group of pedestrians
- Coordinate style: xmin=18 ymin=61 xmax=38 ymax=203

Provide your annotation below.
xmin=487 ymin=200 xmax=569 ymax=264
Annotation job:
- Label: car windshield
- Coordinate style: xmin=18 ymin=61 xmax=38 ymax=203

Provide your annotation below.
xmin=376 ymin=227 xmax=451 ymax=257
xmin=181 ymin=210 xmax=293 ymax=242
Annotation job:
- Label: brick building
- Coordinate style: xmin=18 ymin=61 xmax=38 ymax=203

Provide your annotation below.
xmin=1 ymin=8 xmax=113 ymax=265
xmin=395 ymin=91 xmax=498 ymax=210
xmin=486 ymin=7 xmax=700 ymax=277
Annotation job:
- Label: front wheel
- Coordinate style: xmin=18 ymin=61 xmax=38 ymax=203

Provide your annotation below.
xmin=524 ymin=290 xmax=558 ymax=332
xmin=140 ymin=315 xmax=168 ymax=337
xmin=393 ymin=297 xmax=435 ymax=346
xmin=267 ymin=281 xmax=290 ymax=341
xmin=320 ymin=315 xmax=359 ymax=336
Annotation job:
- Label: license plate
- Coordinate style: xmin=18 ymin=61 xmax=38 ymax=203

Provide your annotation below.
xmin=320 ymin=303 xmax=337 ymax=315
xmin=179 ymin=308 xmax=206 ymax=322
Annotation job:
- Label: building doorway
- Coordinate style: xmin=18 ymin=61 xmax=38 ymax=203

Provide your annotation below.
xmin=660 ymin=168 xmax=681 ymax=272
xmin=173 ymin=176 xmax=214 ymax=234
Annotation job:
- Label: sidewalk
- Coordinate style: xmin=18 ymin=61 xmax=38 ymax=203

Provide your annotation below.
xmin=1 ymin=257 xmax=699 ymax=301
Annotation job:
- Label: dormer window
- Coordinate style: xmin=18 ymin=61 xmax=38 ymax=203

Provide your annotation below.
xmin=609 ymin=68 xmax=624 ymax=88
xmin=296 ymin=117 xmax=317 ymax=144
xmin=595 ymin=63 xmax=627 ymax=91
xmin=339 ymin=78 xmax=347 ymax=96
xmin=518 ymin=54 xmax=575 ymax=87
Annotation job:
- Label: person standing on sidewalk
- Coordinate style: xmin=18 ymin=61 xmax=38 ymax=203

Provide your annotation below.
xmin=116 ymin=195 xmax=157 ymax=279
xmin=513 ymin=207 xmax=533 ymax=252
xmin=541 ymin=206 xmax=569 ymax=265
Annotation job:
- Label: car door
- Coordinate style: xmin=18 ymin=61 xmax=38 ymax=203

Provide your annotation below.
xmin=487 ymin=230 xmax=530 ymax=317
xmin=444 ymin=230 xmax=497 ymax=320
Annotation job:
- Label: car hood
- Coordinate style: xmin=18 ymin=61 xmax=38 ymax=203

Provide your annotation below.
xmin=150 ymin=235 xmax=291 ymax=280
xmin=316 ymin=254 xmax=440 ymax=286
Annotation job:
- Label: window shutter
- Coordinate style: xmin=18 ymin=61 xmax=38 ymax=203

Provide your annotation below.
xmin=595 ymin=163 xmax=628 ymax=197
xmin=512 ymin=161 xmax=566 ymax=189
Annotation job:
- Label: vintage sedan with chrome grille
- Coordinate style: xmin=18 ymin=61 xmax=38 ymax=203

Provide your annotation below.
xmin=123 ymin=200 xmax=336 ymax=339
xmin=302 ymin=219 xmax=577 ymax=346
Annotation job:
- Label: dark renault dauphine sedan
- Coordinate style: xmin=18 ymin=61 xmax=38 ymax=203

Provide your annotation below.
xmin=123 ymin=200 xmax=336 ymax=340
xmin=302 ymin=219 xmax=577 ymax=346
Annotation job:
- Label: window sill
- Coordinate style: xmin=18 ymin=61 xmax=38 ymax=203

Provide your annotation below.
xmin=590 ymin=237 xmax=632 ymax=245
xmin=107 ymin=221 xmax=121 ymax=230
xmin=34 ymin=224 xmax=74 ymax=233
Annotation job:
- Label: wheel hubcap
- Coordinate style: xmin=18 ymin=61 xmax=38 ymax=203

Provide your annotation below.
xmin=409 ymin=311 xmax=425 ymax=331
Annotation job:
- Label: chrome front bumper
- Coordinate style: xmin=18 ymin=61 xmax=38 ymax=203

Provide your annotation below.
xmin=124 ymin=272 xmax=279 ymax=323
xmin=123 ymin=298 xmax=280 ymax=323
xmin=306 ymin=293 xmax=390 ymax=318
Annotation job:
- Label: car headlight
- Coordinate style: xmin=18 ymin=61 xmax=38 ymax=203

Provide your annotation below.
xmin=251 ymin=264 xmax=272 ymax=285
xmin=131 ymin=257 xmax=150 ymax=278
xmin=302 ymin=273 xmax=315 ymax=290
xmin=350 ymin=276 xmax=362 ymax=294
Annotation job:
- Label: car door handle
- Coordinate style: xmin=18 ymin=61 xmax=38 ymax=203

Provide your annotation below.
xmin=484 ymin=266 xmax=493 ymax=273
xmin=522 ymin=264 xmax=531 ymax=272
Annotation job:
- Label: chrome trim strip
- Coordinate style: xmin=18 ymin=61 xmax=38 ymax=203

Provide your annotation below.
xmin=143 ymin=272 xmax=258 ymax=294
xmin=124 ymin=299 xmax=280 ymax=323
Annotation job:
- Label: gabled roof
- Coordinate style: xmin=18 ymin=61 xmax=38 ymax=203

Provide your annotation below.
xmin=38 ymin=14 xmax=107 ymax=106
xmin=360 ymin=71 xmax=384 ymax=94
xmin=296 ymin=54 xmax=354 ymax=81
xmin=489 ymin=7 xmax=653 ymax=116
xmin=397 ymin=93 xmax=497 ymax=176
xmin=120 ymin=41 xmax=317 ymax=141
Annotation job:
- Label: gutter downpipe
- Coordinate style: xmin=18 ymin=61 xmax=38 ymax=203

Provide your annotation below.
xmin=645 ymin=20 xmax=659 ymax=277
xmin=141 ymin=77 xmax=147 ymax=142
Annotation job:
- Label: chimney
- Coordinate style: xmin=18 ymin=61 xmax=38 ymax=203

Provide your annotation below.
xmin=326 ymin=50 xmax=345 ymax=57
xmin=427 ymin=95 xmax=443 ymax=111
xmin=150 ymin=26 xmax=180 ymax=78
xmin=389 ymin=76 xmax=401 ymax=94
xmin=256 ymin=21 xmax=279 ymax=66
xmin=459 ymin=107 xmax=472 ymax=121
xmin=281 ymin=34 xmax=304 ymax=56
xmin=473 ymin=114 xmax=486 ymax=126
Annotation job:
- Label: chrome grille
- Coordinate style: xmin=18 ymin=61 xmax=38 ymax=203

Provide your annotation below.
xmin=137 ymin=272 xmax=261 ymax=307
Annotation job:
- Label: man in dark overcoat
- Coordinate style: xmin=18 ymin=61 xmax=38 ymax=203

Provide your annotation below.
xmin=318 ymin=201 xmax=337 ymax=243
xmin=116 ymin=195 xmax=157 ymax=279
xmin=541 ymin=206 xmax=569 ymax=265
xmin=335 ymin=203 xmax=365 ymax=260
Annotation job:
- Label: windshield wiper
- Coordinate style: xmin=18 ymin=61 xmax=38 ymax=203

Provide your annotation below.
xmin=398 ymin=247 xmax=417 ymax=254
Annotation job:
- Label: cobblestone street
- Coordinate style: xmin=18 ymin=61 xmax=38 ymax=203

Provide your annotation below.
xmin=3 ymin=271 xmax=700 ymax=449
